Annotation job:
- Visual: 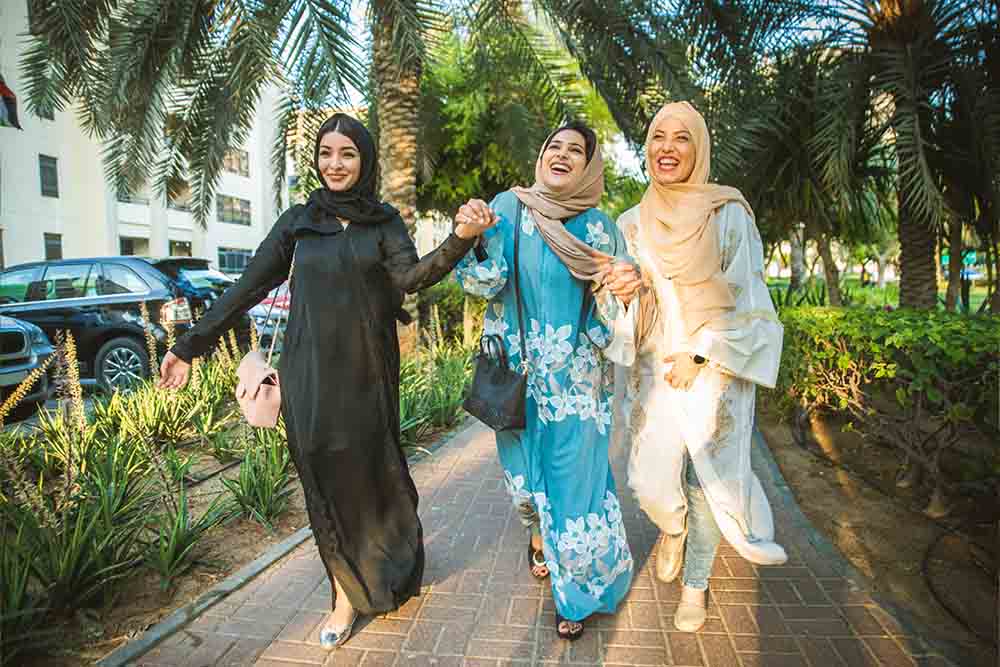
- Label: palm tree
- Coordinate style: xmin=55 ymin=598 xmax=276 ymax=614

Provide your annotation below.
xmin=721 ymin=46 xmax=894 ymax=306
xmin=21 ymin=0 xmax=372 ymax=224
xmin=813 ymin=0 xmax=999 ymax=309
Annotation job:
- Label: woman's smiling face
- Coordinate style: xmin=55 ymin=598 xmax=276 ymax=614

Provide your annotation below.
xmin=317 ymin=131 xmax=361 ymax=191
xmin=539 ymin=129 xmax=588 ymax=192
xmin=648 ymin=116 xmax=696 ymax=186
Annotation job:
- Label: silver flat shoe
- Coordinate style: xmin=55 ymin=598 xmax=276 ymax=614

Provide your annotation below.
xmin=319 ymin=611 xmax=358 ymax=650
xmin=656 ymin=529 xmax=687 ymax=583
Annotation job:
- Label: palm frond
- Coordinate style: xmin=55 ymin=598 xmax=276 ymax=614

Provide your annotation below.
xmin=277 ymin=0 xmax=366 ymax=106
xmin=369 ymin=0 xmax=446 ymax=72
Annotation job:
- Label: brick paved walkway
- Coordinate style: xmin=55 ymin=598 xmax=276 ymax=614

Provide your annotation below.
xmin=131 ymin=423 xmax=967 ymax=667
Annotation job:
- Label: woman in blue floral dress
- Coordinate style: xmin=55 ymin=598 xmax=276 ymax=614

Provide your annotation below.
xmin=455 ymin=122 xmax=642 ymax=639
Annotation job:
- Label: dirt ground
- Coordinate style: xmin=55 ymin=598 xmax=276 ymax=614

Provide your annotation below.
xmin=758 ymin=413 xmax=997 ymax=666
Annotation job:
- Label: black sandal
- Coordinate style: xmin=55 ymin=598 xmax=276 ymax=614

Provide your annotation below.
xmin=555 ymin=614 xmax=584 ymax=641
xmin=528 ymin=543 xmax=549 ymax=579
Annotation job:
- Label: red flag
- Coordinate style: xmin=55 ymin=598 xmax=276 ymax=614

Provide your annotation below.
xmin=0 ymin=76 xmax=22 ymax=130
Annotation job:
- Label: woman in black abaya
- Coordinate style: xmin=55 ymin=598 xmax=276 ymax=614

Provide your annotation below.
xmin=158 ymin=113 xmax=495 ymax=648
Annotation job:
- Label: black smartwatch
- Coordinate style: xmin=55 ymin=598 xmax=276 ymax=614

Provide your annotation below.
xmin=692 ymin=354 xmax=707 ymax=365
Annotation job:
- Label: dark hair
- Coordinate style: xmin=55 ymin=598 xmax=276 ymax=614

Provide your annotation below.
xmin=543 ymin=121 xmax=598 ymax=163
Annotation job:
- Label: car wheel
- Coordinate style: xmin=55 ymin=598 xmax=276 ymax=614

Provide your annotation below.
xmin=96 ymin=337 xmax=149 ymax=391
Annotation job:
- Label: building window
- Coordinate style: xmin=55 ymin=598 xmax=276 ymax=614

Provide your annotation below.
xmin=117 ymin=191 xmax=149 ymax=205
xmin=39 ymin=155 xmax=58 ymax=198
xmin=223 ymin=148 xmax=250 ymax=177
xmin=119 ymin=237 xmax=149 ymax=256
xmin=216 ymin=195 xmax=251 ymax=226
xmin=217 ymin=247 xmax=252 ymax=274
xmin=44 ymin=233 xmax=62 ymax=260
xmin=169 ymin=240 xmax=192 ymax=257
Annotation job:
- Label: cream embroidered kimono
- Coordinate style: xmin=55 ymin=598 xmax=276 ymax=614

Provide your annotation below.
xmin=608 ymin=201 xmax=787 ymax=565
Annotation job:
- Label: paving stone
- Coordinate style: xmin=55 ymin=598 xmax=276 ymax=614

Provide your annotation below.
xmin=700 ymin=634 xmax=740 ymax=667
xmin=217 ymin=637 xmax=271 ymax=665
xmin=668 ymin=632 xmax=705 ymax=665
xmin=118 ymin=424 xmax=970 ymax=667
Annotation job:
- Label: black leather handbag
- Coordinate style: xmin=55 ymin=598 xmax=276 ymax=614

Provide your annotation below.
xmin=463 ymin=208 xmax=529 ymax=431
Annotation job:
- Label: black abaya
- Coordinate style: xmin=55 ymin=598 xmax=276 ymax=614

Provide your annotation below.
xmin=172 ymin=206 xmax=474 ymax=614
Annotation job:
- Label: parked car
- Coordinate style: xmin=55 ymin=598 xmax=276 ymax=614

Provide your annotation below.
xmin=0 ymin=256 xmax=251 ymax=391
xmin=0 ymin=315 xmax=55 ymax=418
xmin=148 ymin=257 xmax=236 ymax=314
xmin=249 ymin=282 xmax=290 ymax=351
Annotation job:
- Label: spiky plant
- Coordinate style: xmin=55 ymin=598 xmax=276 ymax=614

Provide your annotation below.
xmin=140 ymin=302 xmax=159 ymax=379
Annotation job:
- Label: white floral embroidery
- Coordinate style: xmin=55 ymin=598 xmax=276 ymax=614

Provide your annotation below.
xmin=503 ymin=472 xmax=533 ymax=506
xmin=586 ymin=221 xmax=611 ymax=248
xmin=504 ymin=320 xmax=614 ymax=434
xmin=482 ymin=303 xmax=509 ymax=338
xmin=521 ymin=208 xmax=536 ymax=236
xmin=534 ymin=490 xmax=633 ymax=605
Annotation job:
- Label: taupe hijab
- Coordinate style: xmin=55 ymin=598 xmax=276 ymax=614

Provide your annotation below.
xmin=511 ymin=125 xmax=612 ymax=288
xmin=639 ymin=102 xmax=753 ymax=339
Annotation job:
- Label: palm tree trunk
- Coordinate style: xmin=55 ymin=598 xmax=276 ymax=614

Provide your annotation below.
xmin=371 ymin=19 xmax=421 ymax=231
xmin=371 ymin=4 xmax=423 ymax=323
xmin=816 ymin=234 xmax=843 ymax=306
xmin=944 ymin=216 xmax=963 ymax=311
xmin=789 ymin=225 xmax=805 ymax=291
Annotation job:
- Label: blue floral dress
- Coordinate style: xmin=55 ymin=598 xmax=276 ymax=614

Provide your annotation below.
xmin=456 ymin=190 xmax=634 ymax=621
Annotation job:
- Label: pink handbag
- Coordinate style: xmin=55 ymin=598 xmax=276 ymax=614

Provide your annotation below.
xmin=235 ymin=257 xmax=294 ymax=428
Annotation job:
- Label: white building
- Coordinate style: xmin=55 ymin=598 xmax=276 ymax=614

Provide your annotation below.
xmin=0 ymin=1 xmax=286 ymax=274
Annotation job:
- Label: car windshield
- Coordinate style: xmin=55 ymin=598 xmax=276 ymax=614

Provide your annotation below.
xmin=178 ymin=268 xmax=233 ymax=289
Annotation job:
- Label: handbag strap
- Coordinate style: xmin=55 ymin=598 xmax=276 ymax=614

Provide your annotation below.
xmin=265 ymin=249 xmax=296 ymax=366
xmin=512 ymin=205 xmax=528 ymax=375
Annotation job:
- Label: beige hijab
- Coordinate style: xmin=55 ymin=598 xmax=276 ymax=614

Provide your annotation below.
xmin=639 ymin=101 xmax=753 ymax=340
xmin=511 ymin=127 xmax=612 ymax=288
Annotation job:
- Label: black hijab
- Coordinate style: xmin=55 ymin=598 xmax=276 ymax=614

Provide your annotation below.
xmin=307 ymin=113 xmax=398 ymax=226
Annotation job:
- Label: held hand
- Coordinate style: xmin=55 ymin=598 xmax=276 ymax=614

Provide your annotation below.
xmin=663 ymin=353 xmax=703 ymax=391
xmin=454 ymin=199 xmax=499 ymax=239
xmin=157 ymin=351 xmax=191 ymax=390
xmin=603 ymin=262 xmax=643 ymax=305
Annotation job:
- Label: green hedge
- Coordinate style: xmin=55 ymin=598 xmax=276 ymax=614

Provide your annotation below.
xmin=773 ymin=307 xmax=999 ymax=493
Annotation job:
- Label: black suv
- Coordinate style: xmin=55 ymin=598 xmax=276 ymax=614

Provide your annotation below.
xmin=0 ymin=257 xmax=247 ymax=391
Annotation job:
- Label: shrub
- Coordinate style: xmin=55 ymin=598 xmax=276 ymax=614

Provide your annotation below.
xmin=0 ymin=523 xmax=51 ymax=664
xmin=773 ymin=307 xmax=1000 ymax=512
xmin=420 ymin=280 xmax=486 ymax=343
xmin=146 ymin=486 xmax=231 ymax=591
xmin=222 ymin=426 xmax=293 ymax=530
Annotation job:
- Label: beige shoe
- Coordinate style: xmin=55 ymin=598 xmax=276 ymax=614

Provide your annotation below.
xmin=674 ymin=586 xmax=707 ymax=632
xmin=655 ymin=529 xmax=687 ymax=583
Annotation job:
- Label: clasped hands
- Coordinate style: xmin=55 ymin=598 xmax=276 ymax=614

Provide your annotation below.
xmin=454 ymin=199 xmax=643 ymax=305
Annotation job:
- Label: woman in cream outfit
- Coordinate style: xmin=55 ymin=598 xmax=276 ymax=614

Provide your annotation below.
xmin=610 ymin=101 xmax=786 ymax=633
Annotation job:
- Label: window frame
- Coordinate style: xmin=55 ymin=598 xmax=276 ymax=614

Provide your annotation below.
xmin=99 ymin=262 xmax=151 ymax=296
xmin=44 ymin=232 xmax=62 ymax=260
xmin=217 ymin=247 xmax=253 ymax=274
xmin=216 ymin=194 xmax=252 ymax=226
xmin=39 ymin=262 xmax=97 ymax=301
xmin=39 ymin=154 xmax=59 ymax=198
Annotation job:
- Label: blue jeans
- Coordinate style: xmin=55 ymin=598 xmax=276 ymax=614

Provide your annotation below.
xmin=681 ymin=456 xmax=722 ymax=591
